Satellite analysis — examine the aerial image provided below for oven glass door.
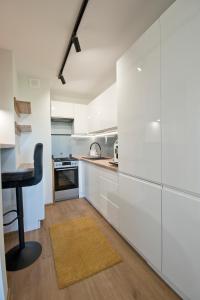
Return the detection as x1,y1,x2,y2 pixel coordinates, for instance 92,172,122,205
54,167,78,191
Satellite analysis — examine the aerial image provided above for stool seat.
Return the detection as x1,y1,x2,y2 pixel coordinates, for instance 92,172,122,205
2,168,34,189
1,143,43,271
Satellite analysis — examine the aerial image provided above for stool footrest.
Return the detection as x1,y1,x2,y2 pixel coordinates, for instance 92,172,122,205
3,217,18,226
3,209,17,217
3,210,18,226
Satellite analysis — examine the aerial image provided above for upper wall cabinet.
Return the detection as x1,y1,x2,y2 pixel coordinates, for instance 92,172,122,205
88,84,117,133
51,101,75,119
117,20,161,183
0,49,15,147
161,0,200,194
51,101,88,134
74,104,88,134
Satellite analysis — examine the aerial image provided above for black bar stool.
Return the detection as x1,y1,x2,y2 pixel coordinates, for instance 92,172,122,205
2,143,43,271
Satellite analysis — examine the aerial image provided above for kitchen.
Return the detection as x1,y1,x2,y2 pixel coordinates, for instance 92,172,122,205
0,0,200,299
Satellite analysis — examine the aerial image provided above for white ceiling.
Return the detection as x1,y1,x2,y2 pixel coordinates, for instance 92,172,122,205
0,0,175,102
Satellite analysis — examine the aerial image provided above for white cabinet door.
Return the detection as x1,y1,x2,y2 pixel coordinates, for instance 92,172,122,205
119,174,161,271
88,84,117,133
162,187,200,300
74,104,88,134
82,162,119,229
98,84,117,131
161,0,200,194
99,169,119,229
87,101,97,133
117,20,161,183
51,101,75,119
84,163,99,209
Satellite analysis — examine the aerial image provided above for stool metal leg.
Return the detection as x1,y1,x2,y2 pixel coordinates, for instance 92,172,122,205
16,187,25,249
5,187,42,271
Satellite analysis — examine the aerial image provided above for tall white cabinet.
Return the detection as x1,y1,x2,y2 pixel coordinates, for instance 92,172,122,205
160,1,200,299
117,0,200,299
161,0,200,195
117,19,162,273
117,20,161,183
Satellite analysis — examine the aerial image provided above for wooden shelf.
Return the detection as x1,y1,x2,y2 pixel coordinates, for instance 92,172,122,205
14,97,31,115
15,122,32,135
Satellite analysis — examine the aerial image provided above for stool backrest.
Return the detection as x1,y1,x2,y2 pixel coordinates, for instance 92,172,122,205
33,143,43,185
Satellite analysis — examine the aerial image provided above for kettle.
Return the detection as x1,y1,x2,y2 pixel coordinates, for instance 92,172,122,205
113,140,118,163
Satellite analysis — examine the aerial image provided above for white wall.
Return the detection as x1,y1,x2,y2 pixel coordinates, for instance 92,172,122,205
18,74,52,205
1,73,53,234
0,49,15,146
0,152,8,300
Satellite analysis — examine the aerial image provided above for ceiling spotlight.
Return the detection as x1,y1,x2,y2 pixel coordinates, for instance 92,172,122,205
137,67,142,72
72,36,81,52
59,74,66,85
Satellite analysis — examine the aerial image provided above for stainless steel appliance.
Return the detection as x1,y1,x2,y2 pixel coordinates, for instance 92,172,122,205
89,142,101,158
54,157,79,201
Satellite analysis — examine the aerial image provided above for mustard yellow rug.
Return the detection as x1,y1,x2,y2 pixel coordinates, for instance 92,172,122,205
49,216,122,289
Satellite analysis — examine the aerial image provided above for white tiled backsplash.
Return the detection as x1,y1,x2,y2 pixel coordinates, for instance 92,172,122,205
51,135,117,158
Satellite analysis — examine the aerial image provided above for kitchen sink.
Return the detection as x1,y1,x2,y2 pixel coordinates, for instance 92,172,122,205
82,156,109,160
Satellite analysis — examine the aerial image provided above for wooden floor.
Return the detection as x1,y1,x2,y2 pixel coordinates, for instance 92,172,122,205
5,199,180,300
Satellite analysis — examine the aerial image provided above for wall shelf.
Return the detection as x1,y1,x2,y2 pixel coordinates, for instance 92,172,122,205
15,122,32,135
14,97,31,116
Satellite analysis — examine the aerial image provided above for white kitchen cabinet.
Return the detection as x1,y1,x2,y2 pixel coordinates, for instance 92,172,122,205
88,83,117,133
74,104,88,134
162,187,200,300
81,161,119,229
0,49,15,146
117,20,161,183
51,101,75,119
161,0,200,194
119,173,161,271
99,168,119,229
84,163,100,209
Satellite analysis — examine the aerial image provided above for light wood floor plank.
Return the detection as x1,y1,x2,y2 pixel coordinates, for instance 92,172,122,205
5,198,180,300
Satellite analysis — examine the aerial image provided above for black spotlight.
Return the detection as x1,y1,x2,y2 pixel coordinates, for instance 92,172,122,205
73,36,81,52
59,74,66,85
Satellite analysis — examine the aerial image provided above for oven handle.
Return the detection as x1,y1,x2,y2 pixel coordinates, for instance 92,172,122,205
55,167,78,171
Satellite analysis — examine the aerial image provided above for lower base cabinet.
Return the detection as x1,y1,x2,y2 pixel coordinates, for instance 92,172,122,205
81,162,200,298
162,188,200,300
82,162,120,229
119,173,162,271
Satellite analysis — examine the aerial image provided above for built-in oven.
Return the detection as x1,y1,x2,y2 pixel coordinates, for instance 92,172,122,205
54,158,79,201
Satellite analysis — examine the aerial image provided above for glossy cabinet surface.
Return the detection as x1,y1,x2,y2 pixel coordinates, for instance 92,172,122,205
84,163,99,208
117,20,161,183
88,83,117,133
161,0,200,194
162,187,200,300
81,161,119,229
119,173,161,271
74,104,88,134
51,101,75,119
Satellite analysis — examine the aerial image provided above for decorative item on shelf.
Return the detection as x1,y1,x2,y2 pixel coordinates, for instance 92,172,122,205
14,97,31,116
15,122,32,136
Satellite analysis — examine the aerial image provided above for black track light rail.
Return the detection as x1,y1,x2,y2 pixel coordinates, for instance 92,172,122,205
58,0,89,84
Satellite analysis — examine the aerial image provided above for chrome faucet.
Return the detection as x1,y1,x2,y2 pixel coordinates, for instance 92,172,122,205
89,142,101,157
